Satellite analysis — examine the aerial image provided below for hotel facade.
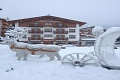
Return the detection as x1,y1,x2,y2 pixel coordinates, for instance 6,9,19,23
0,15,95,46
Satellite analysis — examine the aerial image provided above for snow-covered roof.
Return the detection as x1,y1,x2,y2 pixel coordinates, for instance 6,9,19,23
80,24,94,29
81,38,96,41
99,27,120,38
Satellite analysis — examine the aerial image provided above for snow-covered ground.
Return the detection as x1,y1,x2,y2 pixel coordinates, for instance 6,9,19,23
0,45,120,80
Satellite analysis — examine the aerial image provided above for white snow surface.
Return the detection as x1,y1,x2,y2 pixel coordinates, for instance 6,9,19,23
27,44,43,49
14,42,28,48
92,26,104,37
99,27,120,38
0,45,120,80
27,44,61,51
41,45,61,51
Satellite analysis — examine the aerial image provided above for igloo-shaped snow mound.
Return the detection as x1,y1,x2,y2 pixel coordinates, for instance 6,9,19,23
95,27,120,69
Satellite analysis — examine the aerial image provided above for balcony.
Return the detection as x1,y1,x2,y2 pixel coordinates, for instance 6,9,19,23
2,25,8,28
28,30,43,34
28,37,43,40
54,25,68,28
54,37,68,40
2,22,9,26
53,31,68,34
1,29,7,33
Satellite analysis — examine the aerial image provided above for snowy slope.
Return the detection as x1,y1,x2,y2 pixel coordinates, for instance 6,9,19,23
0,45,120,80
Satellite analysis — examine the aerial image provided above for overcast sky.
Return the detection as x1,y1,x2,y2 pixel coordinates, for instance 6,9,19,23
0,0,120,27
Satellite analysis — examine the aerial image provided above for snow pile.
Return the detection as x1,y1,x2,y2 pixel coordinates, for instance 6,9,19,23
41,45,61,51
99,27,120,38
27,44,61,51
27,44,43,50
92,26,104,37
14,42,27,48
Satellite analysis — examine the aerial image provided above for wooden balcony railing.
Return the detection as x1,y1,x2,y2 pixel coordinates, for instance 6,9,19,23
2,26,8,28
2,22,9,25
28,37,43,40
53,25,68,28
1,29,7,33
54,37,68,40
28,30,43,34
53,31,68,34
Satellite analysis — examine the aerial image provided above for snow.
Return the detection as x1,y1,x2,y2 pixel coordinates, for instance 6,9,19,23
41,45,61,51
14,42,28,48
92,26,104,37
81,38,96,41
95,27,120,67
0,45,120,80
79,24,93,29
99,27,120,38
27,44,43,49
27,44,61,51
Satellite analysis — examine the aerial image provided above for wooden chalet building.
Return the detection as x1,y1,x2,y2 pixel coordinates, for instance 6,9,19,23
79,26,96,46
7,15,87,45
0,18,9,37
1,15,96,46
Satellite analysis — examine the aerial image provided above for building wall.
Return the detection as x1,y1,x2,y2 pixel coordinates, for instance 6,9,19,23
7,16,85,44
0,18,9,37
0,20,2,36
79,26,96,46
18,22,80,44
1,16,97,46
5,16,97,46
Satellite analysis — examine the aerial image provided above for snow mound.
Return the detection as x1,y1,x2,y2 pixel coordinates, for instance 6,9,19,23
27,44,61,51
92,26,104,37
27,44,43,50
14,42,27,48
41,45,61,51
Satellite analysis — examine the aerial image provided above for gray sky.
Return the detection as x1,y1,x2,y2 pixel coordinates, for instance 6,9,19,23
0,0,120,27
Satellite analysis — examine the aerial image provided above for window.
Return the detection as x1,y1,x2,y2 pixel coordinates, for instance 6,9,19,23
57,35,62,38
69,35,76,39
33,35,38,38
82,29,86,31
69,29,75,33
44,35,52,37
44,28,52,32
34,22,38,26
45,23,51,26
